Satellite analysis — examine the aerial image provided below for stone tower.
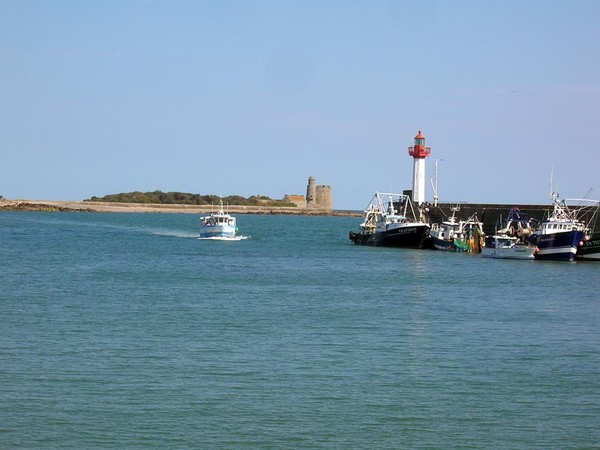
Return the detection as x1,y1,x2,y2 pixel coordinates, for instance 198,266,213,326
306,176,317,207
306,176,333,210
315,185,333,210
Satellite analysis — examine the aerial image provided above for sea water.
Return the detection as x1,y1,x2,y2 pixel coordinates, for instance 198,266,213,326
1,211,599,449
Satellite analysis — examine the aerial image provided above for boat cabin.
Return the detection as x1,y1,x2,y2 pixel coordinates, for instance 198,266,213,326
485,235,518,249
203,215,236,227
540,221,580,235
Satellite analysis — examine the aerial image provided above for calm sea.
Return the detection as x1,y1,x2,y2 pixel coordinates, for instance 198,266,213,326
1,211,599,449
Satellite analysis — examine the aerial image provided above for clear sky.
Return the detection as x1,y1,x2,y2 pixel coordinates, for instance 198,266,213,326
1,0,599,210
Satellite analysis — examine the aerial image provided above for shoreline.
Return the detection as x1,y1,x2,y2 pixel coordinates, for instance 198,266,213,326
0,199,362,217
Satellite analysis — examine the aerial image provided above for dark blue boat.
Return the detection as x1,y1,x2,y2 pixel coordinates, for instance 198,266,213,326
530,229,584,261
528,194,587,261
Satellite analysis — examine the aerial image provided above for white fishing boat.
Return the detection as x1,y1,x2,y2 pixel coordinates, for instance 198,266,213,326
482,235,536,260
199,201,239,240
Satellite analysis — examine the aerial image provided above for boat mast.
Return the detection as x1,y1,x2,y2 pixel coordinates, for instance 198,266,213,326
429,159,440,207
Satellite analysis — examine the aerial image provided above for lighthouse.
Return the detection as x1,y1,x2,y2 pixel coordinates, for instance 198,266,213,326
407,130,431,206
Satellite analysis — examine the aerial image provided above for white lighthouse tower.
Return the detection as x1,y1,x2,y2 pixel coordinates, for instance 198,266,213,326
407,130,431,205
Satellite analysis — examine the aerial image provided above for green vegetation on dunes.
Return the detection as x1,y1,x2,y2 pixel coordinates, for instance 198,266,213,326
85,191,296,207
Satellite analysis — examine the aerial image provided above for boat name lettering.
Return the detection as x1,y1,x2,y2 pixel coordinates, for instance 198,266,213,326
398,227,417,234
538,236,556,244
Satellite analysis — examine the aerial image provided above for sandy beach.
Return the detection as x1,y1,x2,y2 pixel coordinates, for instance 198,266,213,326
0,199,361,216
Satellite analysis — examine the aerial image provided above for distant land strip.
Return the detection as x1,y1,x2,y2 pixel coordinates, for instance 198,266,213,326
0,199,361,217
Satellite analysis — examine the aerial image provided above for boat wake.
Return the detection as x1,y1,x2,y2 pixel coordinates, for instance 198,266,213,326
151,230,200,239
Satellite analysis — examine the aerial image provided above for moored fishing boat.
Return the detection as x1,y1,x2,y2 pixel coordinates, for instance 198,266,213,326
577,237,600,260
349,192,430,248
528,193,588,261
429,206,484,253
496,207,535,242
199,200,239,239
428,205,463,251
482,235,536,260
574,199,600,260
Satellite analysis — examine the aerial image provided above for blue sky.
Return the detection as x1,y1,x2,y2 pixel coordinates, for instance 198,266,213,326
1,0,599,210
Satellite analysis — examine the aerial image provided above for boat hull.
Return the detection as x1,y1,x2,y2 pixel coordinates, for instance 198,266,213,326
577,237,600,260
529,230,583,261
430,236,468,252
481,247,535,260
350,224,429,249
200,225,236,239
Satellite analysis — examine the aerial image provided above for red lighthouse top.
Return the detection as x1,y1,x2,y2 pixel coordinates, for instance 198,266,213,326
408,130,431,159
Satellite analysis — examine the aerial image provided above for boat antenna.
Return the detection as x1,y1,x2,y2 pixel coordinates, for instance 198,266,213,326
549,166,561,199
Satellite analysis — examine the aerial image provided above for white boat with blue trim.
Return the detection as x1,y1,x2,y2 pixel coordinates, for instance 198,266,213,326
199,201,240,240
